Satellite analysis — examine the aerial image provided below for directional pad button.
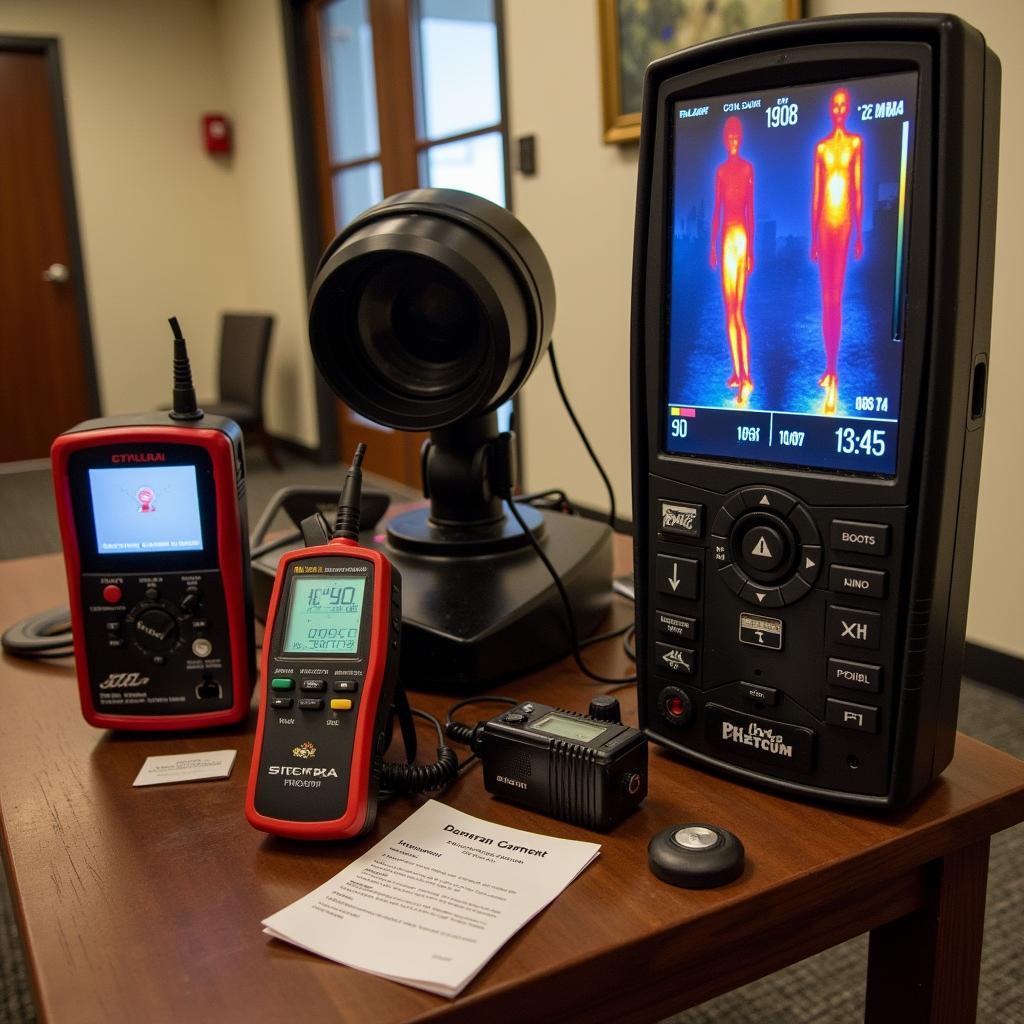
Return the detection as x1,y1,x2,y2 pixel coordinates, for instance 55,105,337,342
740,582,784,607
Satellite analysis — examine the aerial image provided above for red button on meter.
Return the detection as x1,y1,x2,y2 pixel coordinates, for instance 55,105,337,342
102,584,123,604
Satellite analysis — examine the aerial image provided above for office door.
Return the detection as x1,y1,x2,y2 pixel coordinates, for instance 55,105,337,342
0,44,96,462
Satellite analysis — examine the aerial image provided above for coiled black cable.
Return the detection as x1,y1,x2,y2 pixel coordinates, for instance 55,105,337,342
380,746,459,793
380,706,460,794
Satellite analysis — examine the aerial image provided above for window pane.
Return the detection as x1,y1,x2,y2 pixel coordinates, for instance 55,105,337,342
322,0,379,163
414,0,500,141
421,131,505,206
333,162,383,229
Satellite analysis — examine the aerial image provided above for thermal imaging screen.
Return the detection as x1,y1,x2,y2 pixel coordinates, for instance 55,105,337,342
88,465,204,554
283,577,366,655
664,72,917,475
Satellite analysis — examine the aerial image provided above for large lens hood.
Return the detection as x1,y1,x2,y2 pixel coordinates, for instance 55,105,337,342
308,189,556,431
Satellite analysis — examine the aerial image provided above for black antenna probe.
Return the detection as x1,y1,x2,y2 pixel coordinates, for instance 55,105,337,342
333,443,367,541
168,316,204,421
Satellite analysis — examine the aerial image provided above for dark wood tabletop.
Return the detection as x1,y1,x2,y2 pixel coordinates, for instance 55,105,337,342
2,541,1022,1024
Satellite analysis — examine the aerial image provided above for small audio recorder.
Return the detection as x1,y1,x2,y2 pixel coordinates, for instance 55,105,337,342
52,318,255,730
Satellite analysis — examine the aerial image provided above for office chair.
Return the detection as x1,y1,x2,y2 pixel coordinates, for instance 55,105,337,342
202,312,279,468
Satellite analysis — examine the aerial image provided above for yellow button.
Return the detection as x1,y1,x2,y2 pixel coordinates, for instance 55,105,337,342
330,698,353,711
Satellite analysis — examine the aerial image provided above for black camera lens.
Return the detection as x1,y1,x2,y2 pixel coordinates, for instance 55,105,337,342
355,255,487,400
309,189,555,431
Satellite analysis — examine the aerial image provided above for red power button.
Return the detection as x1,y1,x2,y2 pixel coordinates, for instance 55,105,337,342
102,584,123,604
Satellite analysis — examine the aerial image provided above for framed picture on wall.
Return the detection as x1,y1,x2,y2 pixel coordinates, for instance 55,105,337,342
598,0,803,144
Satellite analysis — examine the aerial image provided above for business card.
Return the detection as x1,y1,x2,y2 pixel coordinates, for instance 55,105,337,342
132,749,237,787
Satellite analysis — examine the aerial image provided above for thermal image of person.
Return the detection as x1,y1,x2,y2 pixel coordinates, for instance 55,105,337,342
710,115,755,406
811,87,863,414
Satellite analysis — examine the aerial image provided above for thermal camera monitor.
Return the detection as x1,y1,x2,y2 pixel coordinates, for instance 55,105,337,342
283,577,366,655
665,71,917,476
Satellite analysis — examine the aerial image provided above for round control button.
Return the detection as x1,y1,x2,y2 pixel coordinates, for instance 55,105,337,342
192,637,213,658
649,823,745,889
658,685,693,726
739,524,787,573
133,609,178,652
102,584,122,604
588,695,621,723
622,771,644,796
673,825,721,850
145,587,159,602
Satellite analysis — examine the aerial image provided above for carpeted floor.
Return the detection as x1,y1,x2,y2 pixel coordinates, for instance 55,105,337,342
0,453,1020,1023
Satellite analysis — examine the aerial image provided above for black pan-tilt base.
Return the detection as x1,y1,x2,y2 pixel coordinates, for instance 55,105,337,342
374,509,613,691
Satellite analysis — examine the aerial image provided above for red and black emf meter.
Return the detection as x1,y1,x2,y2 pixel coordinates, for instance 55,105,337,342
245,532,401,841
52,411,255,731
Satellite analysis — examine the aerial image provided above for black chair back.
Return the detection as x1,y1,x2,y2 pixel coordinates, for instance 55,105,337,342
218,313,274,414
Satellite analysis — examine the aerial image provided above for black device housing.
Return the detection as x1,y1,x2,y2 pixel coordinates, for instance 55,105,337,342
631,15,999,806
477,701,648,830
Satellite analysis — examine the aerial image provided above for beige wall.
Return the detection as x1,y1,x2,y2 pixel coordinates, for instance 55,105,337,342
215,0,319,449
506,0,1023,657
0,0,317,447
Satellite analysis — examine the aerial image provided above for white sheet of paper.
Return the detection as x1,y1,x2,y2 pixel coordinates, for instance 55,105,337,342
132,749,237,787
262,799,600,997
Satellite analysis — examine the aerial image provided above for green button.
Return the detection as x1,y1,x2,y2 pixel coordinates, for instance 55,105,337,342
271,677,294,691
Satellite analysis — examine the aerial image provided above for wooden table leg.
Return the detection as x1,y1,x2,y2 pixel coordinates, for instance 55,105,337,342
865,838,990,1024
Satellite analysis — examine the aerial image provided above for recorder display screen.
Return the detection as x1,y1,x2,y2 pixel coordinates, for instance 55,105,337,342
663,72,917,475
88,465,204,554
283,577,366,655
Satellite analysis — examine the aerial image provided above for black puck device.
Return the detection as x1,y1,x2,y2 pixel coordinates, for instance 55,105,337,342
450,697,647,830
631,15,1000,806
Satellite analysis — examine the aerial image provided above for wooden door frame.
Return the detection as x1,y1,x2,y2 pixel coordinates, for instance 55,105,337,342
279,0,521,471
1,35,100,423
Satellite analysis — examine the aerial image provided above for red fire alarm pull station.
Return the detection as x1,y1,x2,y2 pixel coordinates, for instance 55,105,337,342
202,114,232,155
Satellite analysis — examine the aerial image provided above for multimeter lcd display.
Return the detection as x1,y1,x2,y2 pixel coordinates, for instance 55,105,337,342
664,71,917,475
88,465,204,554
532,714,607,743
283,578,366,655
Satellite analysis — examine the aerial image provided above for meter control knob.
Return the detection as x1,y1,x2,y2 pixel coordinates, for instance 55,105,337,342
180,586,202,614
131,608,179,652
588,695,622,723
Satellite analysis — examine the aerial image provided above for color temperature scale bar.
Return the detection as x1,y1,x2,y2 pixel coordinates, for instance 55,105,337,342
891,120,910,343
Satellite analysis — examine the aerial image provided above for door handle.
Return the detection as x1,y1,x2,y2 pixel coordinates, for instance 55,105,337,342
42,263,69,283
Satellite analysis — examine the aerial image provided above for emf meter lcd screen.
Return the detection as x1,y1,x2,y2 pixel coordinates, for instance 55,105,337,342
664,71,918,475
88,465,204,554
532,714,608,743
283,577,366,655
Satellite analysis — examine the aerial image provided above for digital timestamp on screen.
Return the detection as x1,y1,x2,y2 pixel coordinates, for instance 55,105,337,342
665,404,898,473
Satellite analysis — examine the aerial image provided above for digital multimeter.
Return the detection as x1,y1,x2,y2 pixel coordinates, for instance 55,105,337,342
631,16,1000,806
245,445,402,841
51,320,255,730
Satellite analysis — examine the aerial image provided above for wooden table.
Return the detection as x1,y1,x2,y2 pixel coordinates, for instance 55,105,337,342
1,543,1022,1024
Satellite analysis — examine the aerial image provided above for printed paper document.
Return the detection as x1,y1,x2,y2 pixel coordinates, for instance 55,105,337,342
262,799,600,996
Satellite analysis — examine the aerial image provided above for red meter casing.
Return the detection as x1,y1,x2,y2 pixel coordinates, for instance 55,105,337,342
52,414,255,730
245,538,401,840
